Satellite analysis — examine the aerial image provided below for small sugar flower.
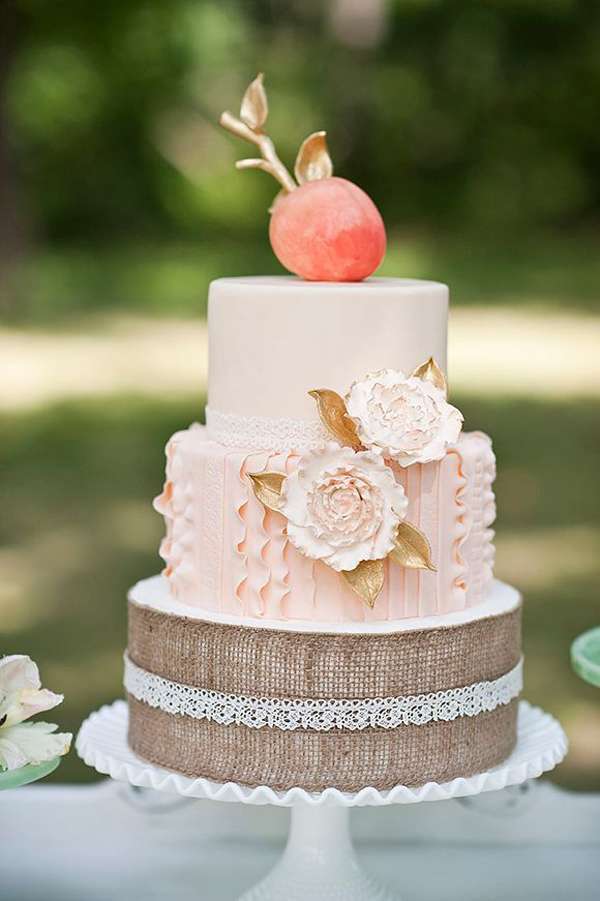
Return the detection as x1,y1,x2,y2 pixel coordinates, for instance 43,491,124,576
346,367,463,467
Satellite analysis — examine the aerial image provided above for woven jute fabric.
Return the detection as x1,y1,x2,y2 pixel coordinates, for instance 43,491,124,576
126,600,521,790
128,695,519,791
127,601,521,699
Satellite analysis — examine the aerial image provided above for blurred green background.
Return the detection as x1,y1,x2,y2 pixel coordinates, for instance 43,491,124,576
1,0,599,788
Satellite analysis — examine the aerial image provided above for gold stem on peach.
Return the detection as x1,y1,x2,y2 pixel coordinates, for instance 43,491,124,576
219,111,297,193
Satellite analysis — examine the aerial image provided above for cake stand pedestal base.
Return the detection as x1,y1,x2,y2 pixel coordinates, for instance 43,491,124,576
76,701,567,901
239,805,398,901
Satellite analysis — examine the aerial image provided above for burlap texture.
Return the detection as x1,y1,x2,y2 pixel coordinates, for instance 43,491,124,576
128,602,521,699
126,600,521,791
128,695,518,791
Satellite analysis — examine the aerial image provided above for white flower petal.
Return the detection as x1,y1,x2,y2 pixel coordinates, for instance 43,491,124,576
281,445,406,572
286,519,337,564
0,655,66,730
1,688,64,728
346,369,463,466
0,722,72,771
0,656,41,695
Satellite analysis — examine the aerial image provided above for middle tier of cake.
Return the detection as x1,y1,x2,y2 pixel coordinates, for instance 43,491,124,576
155,425,496,623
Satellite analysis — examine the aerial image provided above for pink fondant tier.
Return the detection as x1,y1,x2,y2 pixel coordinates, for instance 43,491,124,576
154,425,496,623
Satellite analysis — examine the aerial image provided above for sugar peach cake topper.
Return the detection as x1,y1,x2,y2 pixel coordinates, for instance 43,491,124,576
219,73,386,282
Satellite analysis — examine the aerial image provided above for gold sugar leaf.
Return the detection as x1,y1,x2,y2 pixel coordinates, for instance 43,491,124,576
411,357,447,395
294,131,333,184
308,389,362,449
240,73,268,131
390,521,437,572
342,559,385,608
248,472,285,512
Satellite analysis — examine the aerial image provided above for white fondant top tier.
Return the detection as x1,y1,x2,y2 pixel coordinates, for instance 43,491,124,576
208,276,448,420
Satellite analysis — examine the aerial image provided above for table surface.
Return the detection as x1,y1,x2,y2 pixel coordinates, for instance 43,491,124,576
1,778,598,900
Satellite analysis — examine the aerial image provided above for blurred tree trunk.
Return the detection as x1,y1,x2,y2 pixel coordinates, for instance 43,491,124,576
0,0,28,309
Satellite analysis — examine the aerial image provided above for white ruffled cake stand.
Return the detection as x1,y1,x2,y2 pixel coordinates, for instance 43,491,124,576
77,700,566,900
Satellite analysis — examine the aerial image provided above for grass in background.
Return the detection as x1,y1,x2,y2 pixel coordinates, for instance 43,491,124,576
3,230,600,327
1,392,599,788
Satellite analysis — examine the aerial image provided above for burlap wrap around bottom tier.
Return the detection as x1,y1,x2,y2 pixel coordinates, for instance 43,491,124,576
126,596,522,792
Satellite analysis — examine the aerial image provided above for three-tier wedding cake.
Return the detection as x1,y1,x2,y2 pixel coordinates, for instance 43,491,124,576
124,76,522,792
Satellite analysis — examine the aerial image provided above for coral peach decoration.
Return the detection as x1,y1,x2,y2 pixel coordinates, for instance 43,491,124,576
219,74,386,282
269,178,386,282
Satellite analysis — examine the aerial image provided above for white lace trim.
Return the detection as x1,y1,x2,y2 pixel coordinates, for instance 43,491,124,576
124,655,523,732
205,406,330,451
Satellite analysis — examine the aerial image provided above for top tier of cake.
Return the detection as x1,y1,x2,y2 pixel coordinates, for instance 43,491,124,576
207,277,448,421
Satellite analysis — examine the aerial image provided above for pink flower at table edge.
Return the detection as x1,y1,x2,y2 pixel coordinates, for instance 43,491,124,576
0,655,72,772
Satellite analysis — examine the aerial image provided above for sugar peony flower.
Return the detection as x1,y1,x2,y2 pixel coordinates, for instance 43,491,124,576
0,655,71,772
280,443,408,572
346,369,463,467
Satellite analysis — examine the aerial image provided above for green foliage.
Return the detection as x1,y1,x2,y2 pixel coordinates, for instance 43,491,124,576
5,0,600,241
3,232,600,325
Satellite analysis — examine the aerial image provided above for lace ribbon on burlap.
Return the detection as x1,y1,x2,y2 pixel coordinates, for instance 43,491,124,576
124,654,522,733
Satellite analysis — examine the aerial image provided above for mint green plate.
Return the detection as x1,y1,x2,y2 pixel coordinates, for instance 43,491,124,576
0,756,61,791
571,627,600,688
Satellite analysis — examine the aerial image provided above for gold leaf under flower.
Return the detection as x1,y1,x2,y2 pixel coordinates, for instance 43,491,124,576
308,389,362,449
390,521,437,572
411,357,447,395
342,559,385,608
248,472,285,512
240,73,268,131
294,131,333,184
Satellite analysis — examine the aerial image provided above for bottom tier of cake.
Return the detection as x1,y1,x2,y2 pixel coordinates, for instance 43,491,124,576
125,576,522,792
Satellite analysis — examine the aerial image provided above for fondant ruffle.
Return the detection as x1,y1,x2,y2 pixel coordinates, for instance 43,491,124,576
154,427,497,623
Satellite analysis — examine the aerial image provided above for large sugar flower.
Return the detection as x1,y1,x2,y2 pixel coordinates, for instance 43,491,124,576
280,443,408,572
346,368,463,467
0,656,71,772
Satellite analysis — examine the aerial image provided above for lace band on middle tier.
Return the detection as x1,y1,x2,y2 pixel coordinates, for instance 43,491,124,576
205,405,330,451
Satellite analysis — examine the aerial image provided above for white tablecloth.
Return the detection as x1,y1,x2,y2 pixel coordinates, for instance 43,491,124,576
1,779,598,900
